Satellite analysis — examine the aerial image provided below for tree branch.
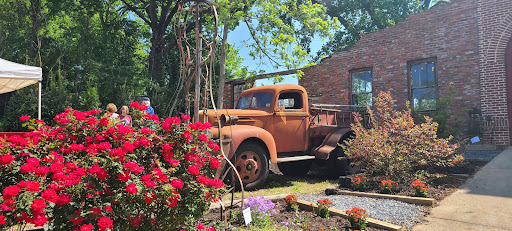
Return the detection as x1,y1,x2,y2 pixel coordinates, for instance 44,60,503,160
120,0,151,25
243,18,279,66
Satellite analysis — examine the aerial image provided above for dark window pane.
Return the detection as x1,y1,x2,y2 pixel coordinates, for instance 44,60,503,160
413,88,436,110
419,64,427,87
427,62,435,87
412,65,420,88
250,92,273,108
365,71,372,92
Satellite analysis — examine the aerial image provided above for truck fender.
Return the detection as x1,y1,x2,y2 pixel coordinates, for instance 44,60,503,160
220,125,278,163
311,128,353,160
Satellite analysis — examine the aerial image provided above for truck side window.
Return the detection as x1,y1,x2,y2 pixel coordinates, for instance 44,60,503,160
278,92,302,110
237,94,252,109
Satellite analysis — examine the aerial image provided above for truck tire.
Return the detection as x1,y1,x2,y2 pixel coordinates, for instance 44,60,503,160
328,145,351,177
233,142,269,190
278,160,313,176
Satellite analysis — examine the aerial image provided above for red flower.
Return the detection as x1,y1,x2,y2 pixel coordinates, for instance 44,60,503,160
144,180,157,189
209,158,221,169
31,198,47,212
0,154,14,165
197,222,205,230
91,207,102,215
20,115,30,121
171,179,184,189
130,216,141,226
42,188,57,202
80,224,94,231
55,193,72,206
166,196,179,208
181,114,191,121
97,216,113,231
105,206,113,212
198,134,208,142
0,214,5,225
117,173,131,182
168,159,180,167
187,165,200,176
2,185,20,200
126,183,138,195
32,213,49,227
99,118,109,126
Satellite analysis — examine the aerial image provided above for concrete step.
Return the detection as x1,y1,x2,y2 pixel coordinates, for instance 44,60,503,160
465,144,497,151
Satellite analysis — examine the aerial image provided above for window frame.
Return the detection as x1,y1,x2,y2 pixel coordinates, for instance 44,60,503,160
350,67,373,106
408,58,438,111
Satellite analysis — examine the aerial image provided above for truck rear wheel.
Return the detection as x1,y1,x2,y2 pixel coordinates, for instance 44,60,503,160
328,146,351,177
278,160,312,176
233,142,269,190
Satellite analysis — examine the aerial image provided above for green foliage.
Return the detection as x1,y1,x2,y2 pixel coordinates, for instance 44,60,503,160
344,91,465,183
315,198,332,218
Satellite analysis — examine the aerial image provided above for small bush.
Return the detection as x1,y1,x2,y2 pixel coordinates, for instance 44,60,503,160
411,180,428,198
343,91,464,183
346,207,368,230
316,198,333,218
353,175,367,192
285,194,299,212
380,180,398,194
242,195,279,227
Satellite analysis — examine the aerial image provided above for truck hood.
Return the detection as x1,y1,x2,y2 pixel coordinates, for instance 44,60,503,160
199,109,270,127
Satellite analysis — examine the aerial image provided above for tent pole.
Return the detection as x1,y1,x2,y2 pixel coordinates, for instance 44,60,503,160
38,81,41,120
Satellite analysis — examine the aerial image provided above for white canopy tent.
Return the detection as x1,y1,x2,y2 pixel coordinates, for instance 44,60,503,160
0,58,43,119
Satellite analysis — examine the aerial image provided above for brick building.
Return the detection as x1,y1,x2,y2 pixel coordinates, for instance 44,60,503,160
224,0,512,145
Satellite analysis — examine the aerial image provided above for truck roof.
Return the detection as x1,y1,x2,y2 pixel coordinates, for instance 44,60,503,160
242,84,306,94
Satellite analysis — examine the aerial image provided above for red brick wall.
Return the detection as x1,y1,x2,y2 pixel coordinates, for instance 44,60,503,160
477,0,512,145
300,0,480,139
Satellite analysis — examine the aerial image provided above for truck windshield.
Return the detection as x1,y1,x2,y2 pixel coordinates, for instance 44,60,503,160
236,92,273,109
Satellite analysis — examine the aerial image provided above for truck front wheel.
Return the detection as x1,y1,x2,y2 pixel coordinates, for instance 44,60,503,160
233,142,269,190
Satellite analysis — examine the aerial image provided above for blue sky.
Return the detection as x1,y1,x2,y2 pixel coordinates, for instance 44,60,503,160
227,23,327,86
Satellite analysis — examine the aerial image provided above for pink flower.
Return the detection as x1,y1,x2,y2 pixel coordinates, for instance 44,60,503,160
126,183,138,195
20,115,30,121
187,165,200,176
105,206,113,212
210,158,221,169
197,222,205,230
41,188,57,202
0,214,5,225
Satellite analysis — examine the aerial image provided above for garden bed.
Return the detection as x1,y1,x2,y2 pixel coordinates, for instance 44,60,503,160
203,198,387,231
338,159,490,201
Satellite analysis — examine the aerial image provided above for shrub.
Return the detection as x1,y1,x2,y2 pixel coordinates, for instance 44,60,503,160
346,207,368,230
343,91,464,183
0,104,225,230
411,180,428,198
316,198,333,218
285,194,299,212
380,180,398,194
353,175,367,192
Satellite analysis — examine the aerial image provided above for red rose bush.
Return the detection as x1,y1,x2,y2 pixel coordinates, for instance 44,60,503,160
0,104,225,230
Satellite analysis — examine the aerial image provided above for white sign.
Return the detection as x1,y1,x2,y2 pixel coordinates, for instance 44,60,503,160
242,207,252,226
470,136,480,143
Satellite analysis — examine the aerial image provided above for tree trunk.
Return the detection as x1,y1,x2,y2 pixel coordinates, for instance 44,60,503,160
217,19,229,109
29,0,41,64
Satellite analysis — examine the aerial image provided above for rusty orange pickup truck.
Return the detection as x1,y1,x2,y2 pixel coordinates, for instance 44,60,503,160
200,84,366,190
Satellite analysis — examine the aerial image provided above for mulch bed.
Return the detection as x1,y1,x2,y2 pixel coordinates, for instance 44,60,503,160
203,199,385,230
340,159,489,201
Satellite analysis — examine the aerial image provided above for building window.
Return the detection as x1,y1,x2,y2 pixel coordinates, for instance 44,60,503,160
351,69,372,106
411,61,436,111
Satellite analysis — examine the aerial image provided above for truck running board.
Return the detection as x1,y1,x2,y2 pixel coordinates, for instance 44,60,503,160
276,155,316,163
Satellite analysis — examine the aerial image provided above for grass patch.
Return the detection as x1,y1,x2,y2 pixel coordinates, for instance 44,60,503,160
222,174,338,201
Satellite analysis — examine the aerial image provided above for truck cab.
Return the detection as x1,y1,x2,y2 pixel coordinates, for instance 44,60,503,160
200,84,356,190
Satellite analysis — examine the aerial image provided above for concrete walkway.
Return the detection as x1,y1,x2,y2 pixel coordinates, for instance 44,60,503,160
413,147,512,231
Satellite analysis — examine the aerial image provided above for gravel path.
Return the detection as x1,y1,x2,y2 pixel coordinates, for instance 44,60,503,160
298,194,426,230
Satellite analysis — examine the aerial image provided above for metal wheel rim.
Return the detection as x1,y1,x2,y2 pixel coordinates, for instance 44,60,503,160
235,150,261,183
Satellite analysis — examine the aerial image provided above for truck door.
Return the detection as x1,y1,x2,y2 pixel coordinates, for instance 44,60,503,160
271,90,308,152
